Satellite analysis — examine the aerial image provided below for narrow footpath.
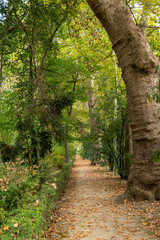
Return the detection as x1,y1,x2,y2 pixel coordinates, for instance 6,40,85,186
45,156,160,240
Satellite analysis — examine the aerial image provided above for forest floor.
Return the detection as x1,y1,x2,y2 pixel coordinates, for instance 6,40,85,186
45,156,160,240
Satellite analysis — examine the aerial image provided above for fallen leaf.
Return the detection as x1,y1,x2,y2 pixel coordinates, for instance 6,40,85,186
142,222,148,226
3,226,9,231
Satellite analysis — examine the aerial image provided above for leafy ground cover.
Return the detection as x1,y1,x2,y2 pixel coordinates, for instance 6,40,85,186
0,155,74,239
45,156,160,240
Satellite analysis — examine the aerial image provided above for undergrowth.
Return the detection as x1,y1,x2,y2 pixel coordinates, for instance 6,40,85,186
0,155,74,239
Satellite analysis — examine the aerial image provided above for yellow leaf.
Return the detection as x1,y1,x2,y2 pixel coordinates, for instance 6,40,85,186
63,234,68,237
3,226,9,231
0,230,2,234
142,222,148,226
14,223,18,228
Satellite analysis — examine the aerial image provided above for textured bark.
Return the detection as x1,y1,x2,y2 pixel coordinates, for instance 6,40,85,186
88,79,99,165
113,51,118,159
64,79,77,164
87,0,160,201
0,53,2,88
124,119,133,180
88,79,96,129
65,140,70,164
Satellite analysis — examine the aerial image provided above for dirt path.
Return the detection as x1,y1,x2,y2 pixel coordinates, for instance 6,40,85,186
45,156,160,240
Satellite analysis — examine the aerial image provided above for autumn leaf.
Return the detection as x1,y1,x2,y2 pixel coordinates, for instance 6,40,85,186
63,234,68,237
14,223,18,228
45,156,160,239
142,222,148,226
3,226,9,231
155,230,160,237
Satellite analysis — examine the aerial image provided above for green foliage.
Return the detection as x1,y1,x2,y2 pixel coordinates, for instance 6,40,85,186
101,115,126,176
68,143,77,161
55,162,73,198
81,133,101,164
0,159,40,211
0,0,83,167
47,143,66,167
0,90,17,144
0,208,7,226
52,154,66,169
39,131,52,158
45,142,76,168
0,0,159,208
149,151,160,163
0,155,74,239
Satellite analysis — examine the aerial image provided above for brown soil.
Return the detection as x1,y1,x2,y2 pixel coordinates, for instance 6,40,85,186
45,156,160,240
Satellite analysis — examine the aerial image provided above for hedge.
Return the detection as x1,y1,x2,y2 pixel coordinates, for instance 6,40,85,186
0,160,74,240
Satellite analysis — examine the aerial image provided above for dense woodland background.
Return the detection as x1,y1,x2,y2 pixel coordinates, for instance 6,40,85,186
0,0,160,238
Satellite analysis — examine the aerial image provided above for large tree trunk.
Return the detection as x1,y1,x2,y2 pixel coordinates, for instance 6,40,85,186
87,0,160,201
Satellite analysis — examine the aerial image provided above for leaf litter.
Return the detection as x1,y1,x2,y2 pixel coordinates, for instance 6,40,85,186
45,156,160,240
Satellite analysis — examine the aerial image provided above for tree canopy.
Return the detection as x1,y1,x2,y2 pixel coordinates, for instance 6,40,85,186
0,0,160,191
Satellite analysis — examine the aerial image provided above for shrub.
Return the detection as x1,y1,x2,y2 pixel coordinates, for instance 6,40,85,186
0,160,40,212
54,155,65,169
0,208,7,226
0,156,74,239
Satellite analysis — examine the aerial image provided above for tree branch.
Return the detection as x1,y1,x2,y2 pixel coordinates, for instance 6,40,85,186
38,0,78,79
12,0,28,34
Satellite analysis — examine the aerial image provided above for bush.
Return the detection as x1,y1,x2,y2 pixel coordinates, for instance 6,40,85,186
0,160,40,212
46,142,76,169
0,208,7,225
0,156,74,239
54,155,65,169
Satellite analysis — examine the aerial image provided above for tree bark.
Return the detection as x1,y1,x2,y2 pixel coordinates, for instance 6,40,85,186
86,0,160,201
113,51,118,168
64,78,77,164
124,118,133,180
88,78,99,165
65,140,70,163
0,52,2,88
88,78,96,129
